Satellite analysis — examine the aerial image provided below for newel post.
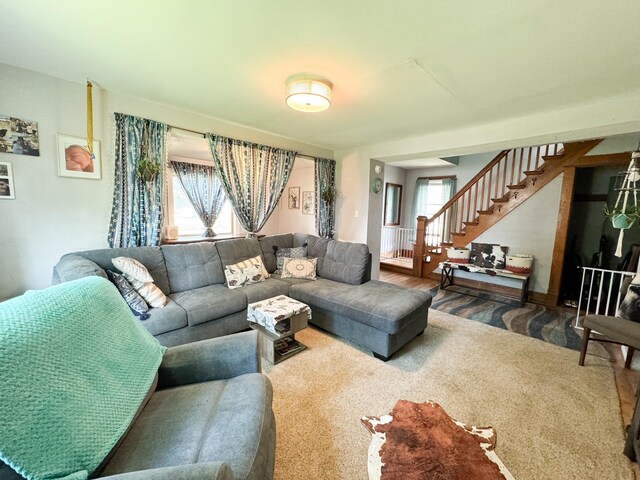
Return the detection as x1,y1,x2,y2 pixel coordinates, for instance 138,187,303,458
413,216,428,278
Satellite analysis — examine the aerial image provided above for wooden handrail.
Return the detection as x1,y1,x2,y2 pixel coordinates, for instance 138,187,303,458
425,150,509,225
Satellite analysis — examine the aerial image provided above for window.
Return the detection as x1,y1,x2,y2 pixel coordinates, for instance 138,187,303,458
170,172,235,237
413,178,456,220
411,176,456,245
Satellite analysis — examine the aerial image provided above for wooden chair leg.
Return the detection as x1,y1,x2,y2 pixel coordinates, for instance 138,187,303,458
579,328,591,366
625,347,635,369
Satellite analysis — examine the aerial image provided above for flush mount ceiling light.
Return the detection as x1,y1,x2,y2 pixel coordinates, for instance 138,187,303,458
285,78,332,113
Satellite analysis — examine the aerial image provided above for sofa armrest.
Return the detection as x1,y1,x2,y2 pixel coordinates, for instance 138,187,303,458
99,462,233,480
157,330,260,389
52,254,108,284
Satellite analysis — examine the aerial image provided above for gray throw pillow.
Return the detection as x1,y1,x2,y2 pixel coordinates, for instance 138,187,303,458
107,270,150,320
617,283,640,322
275,246,307,274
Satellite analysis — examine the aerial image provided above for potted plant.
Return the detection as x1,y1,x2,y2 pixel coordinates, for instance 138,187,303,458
604,205,640,230
137,158,161,182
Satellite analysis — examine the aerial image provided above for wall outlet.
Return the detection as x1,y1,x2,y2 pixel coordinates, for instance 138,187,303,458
354,210,359,218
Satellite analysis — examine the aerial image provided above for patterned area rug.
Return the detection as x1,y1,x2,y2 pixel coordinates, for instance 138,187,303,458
428,286,584,350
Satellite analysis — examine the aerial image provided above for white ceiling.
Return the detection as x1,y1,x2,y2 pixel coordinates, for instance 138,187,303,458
1,1,639,151
387,157,457,170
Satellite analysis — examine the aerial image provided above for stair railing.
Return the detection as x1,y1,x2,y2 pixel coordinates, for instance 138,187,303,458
412,143,563,277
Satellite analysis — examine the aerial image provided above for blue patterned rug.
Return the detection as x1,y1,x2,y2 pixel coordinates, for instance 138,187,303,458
428,287,584,350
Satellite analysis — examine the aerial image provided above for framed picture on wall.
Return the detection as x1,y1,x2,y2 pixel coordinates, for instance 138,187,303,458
288,187,300,209
302,191,314,215
0,116,40,156
0,161,15,199
56,134,102,180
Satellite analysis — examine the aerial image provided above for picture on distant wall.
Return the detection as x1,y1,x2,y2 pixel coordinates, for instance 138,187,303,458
302,191,314,215
0,162,15,199
0,116,40,156
56,134,102,180
288,187,300,209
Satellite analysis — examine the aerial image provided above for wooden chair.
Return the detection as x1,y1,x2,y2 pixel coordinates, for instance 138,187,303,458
579,314,640,368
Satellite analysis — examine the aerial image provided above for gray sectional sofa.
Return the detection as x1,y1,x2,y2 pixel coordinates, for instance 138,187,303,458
53,233,432,360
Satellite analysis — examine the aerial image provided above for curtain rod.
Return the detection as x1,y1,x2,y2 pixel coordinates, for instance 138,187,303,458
168,125,317,161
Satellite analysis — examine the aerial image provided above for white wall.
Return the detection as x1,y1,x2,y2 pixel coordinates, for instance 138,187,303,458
0,64,108,301
277,158,316,235
472,175,564,294
0,63,331,300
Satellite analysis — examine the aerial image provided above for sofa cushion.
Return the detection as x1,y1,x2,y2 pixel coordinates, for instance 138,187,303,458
270,273,314,287
100,373,273,480
259,234,293,273
170,285,248,326
305,235,330,272
236,278,290,303
143,298,188,336
73,247,171,294
292,233,310,247
162,243,225,293
290,280,432,335
319,240,369,285
53,254,108,283
215,238,264,268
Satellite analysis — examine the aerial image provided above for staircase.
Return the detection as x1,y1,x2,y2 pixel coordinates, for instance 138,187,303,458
412,140,601,278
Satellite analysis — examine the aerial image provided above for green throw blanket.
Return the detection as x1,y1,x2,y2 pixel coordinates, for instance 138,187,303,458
0,277,167,480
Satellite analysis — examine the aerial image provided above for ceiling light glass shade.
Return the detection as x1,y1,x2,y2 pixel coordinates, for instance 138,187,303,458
286,79,332,112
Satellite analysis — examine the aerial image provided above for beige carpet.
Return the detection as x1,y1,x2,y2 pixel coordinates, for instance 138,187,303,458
263,310,634,480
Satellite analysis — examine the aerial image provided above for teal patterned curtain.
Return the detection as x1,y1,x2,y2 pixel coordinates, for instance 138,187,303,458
314,157,336,238
207,134,297,237
170,160,226,237
107,113,168,247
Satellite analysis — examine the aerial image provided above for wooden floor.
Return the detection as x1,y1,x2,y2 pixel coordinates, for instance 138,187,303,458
380,269,640,467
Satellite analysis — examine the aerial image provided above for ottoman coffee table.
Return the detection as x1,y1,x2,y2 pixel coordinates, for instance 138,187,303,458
248,295,311,364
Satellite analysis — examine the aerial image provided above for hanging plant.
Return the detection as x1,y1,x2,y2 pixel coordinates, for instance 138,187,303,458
321,185,336,204
137,158,161,183
603,205,640,230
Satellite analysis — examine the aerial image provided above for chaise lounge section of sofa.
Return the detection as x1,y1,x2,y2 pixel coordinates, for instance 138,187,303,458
53,233,432,360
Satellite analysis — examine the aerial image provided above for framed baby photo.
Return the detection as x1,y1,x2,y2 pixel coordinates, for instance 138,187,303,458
57,134,102,179
0,161,15,199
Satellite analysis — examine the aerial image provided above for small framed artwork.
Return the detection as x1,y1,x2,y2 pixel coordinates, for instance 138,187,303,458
288,187,300,209
0,162,15,199
0,115,40,156
302,191,314,215
56,134,101,180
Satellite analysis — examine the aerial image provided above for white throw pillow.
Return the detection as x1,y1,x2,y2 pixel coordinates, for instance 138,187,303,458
224,262,265,289
281,257,317,280
233,255,270,279
111,257,167,308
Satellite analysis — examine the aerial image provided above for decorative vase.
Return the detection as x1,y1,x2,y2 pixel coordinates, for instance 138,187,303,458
506,254,534,274
446,247,470,264
612,213,635,230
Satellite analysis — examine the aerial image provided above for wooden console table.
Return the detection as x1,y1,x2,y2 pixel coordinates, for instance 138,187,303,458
439,262,531,307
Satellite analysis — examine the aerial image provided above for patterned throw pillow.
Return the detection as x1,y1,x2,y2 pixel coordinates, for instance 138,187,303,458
111,257,167,308
224,262,265,289
281,257,317,280
470,243,508,269
275,246,308,274
617,283,640,322
112,257,154,283
106,270,150,320
233,255,270,279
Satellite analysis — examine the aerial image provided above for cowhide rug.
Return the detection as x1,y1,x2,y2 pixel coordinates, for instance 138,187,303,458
361,400,514,480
